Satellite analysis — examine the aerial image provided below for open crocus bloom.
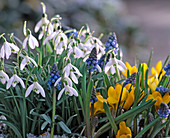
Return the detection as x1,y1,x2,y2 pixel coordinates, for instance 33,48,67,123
0,41,19,59
6,74,25,89
25,81,45,97
20,55,38,70
92,92,107,115
146,91,170,112
0,70,9,84
107,84,128,110
116,121,132,138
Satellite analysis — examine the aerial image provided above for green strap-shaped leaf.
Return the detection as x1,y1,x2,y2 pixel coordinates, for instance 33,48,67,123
0,119,22,137
103,102,118,134
58,121,71,134
103,74,111,89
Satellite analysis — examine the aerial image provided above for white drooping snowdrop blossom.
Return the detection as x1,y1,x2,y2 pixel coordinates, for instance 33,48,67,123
104,57,127,75
62,62,82,84
0,70,9,84
43,31,68,55
6,74,25,89
54,77,78,100
0,41,19,59
23,31,39,49
20,55,38,70
67,40,84,58
25,81,45,97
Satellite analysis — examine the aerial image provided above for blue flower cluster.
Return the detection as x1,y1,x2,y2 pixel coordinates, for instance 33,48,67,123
86,47,98,72
155,86,170,96
48,63,61,90
105,32,119,55
90,87,98,104
158,102,170,118
164,63,170,76
66,30,78,39
98,53,110,69
124,72,136,87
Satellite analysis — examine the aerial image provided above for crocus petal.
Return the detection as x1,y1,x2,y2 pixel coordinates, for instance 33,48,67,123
15,75,25,88
28,57,38,67
6,76,14,89
58,88,65,100
25,84,34,97
36,82,45,97
20,58,27,70
70,72,78,84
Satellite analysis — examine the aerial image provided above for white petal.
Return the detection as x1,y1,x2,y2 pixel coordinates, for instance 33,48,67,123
35,82,45,97
4,42,11,59
67,85,78,97
64,65,71,77
15,75,25,88
23,37,28,49
96,64,102,72
54,77,61,87
34,20,42,33
6,76,14,89
70,64,82,77
38,31,44,40
64,77,72,87
117,65,125,73
25,84,34,97
30,35,39,47
28,57,38,67
0,70,9,84
20,58,27,70
57,88,65,100
110,66,116,74
8,43,19,53
115,58,127,69
0,45,5,59
70,72,78,84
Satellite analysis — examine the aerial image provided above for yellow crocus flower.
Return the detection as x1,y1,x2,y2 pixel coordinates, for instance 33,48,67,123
149,60,166,81
146,91,170,112
107,84,128,110
116,121,132,138
93,92,107,115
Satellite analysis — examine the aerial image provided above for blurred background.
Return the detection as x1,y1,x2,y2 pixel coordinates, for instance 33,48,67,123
0,0,169,67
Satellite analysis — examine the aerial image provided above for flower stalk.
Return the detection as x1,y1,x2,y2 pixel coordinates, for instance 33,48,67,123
50,87,56,138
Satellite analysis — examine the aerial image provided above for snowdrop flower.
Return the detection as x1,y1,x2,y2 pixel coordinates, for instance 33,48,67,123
25,81,45,97
62,62,82,84
105,57,127,75
0,70,9,84
34,2,53,39
6,74,25,89
0,41,19,59
20,55,38,70
23,31,39,49
57,84,78,100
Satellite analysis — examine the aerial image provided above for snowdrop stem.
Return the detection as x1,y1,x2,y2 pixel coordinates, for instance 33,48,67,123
17,46,23,75
50,87,56,138
115,64,121,81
